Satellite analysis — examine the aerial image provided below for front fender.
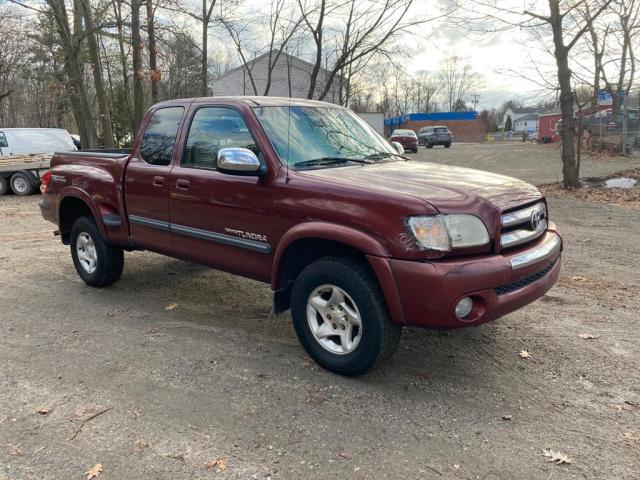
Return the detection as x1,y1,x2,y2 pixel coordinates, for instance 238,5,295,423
270,221,390,290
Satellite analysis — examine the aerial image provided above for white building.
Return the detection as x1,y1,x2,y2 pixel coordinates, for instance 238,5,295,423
211,50,341,103
513,113,539,133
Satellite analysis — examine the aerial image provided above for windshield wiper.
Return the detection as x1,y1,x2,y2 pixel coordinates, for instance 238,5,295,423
364,151,409,161
293,157,372,168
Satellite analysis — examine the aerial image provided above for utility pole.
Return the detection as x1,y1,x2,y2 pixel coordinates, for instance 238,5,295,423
470,93,480,112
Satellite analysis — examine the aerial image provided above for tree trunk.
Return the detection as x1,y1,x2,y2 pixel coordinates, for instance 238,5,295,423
82,0,115,147
201,0,208,96
131,0,144,135
549,0,579,187
47,0,98,148
112,0,135,135
306,0,325,99
146,0,159,104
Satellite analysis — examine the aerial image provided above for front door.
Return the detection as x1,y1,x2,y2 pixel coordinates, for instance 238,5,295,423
125,106,185,254
169,105,275,281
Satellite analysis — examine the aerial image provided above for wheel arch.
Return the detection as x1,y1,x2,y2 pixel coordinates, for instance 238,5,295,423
58,191,104,245
270,222,395,315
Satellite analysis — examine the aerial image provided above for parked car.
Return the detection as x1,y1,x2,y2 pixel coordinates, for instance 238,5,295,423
418,126,452,148
0,128,76,196
389,129,418,153
39,97,562,376
527,132,538,143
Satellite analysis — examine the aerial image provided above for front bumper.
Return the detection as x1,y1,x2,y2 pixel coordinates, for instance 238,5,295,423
379,230,562,328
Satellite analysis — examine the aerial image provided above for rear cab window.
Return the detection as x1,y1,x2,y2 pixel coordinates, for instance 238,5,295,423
140,107,184,166
182,107,259,170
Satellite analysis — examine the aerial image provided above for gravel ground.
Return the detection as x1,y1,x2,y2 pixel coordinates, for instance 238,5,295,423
1,144,639,479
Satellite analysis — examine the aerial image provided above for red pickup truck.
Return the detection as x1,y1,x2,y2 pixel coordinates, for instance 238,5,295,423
39,97,562,375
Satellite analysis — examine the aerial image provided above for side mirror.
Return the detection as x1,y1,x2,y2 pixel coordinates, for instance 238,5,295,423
391,141,404,155
217,148,265,176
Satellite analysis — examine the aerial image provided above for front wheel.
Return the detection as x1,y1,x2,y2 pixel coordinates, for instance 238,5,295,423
291,256,401,376
445,143,451,148
426,143,433,149
70,216,124,287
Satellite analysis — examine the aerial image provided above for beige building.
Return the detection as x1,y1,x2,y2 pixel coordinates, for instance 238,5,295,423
211,50,341,103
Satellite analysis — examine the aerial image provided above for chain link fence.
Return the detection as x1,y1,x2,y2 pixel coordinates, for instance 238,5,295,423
584,104,640,155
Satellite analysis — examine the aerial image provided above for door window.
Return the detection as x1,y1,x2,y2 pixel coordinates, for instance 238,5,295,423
140,107,184,166
0,132,8,148
183,107,259,169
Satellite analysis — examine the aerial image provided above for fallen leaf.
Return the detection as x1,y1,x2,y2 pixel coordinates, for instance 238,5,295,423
502,414,513,420
84,463,103,479
7,444,23,456
339,451,352,460
621,430,638,446
571,276,586,281
543,449,571,465
164,303,177,311
205,457,228,472
519,350,531,359
36,408,49,415
578,334,599,339
133,439,148,451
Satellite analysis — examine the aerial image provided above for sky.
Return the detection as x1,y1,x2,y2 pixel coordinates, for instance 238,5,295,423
404,0,557,110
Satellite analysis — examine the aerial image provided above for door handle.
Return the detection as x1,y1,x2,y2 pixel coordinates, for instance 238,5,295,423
152,176,164,187
176,179,190,190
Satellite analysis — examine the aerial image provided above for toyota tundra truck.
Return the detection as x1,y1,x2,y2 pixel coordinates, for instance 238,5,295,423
39,97,562,376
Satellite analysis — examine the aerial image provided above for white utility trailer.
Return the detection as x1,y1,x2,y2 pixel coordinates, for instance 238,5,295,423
0,154,51,196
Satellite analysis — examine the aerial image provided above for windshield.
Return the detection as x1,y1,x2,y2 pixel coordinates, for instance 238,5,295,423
253,106,397,168
392,130,415,137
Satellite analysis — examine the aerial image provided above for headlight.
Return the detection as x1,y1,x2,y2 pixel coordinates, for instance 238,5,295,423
408,215,489,251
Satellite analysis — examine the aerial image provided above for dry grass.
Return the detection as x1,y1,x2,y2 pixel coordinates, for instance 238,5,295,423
539,168,640,208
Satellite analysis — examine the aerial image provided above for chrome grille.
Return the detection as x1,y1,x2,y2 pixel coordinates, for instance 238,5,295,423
500,202,547,249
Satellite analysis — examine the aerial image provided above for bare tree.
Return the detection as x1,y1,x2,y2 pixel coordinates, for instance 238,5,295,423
439,56,477,111
458,0,614,187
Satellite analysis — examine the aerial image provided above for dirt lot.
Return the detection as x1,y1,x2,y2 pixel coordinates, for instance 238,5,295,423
1,143,639,479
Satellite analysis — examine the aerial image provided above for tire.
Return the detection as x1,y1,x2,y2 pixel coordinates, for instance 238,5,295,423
291,256,401,376
412,148,418,153
426,143,434,149
445,143,451,148
10,172,35,196
70,216,124,287
0,176,9,196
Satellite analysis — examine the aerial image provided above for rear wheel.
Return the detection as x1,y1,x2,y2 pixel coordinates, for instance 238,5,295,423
70,216,124,287
445,143,452,148
10,172,35,196
0,176,9,196
291,256,401,376
426,143,433,149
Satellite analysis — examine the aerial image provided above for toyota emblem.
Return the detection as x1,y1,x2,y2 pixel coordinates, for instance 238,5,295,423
530,210,544,230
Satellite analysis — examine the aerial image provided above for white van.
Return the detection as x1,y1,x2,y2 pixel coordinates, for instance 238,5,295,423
0,128,77,156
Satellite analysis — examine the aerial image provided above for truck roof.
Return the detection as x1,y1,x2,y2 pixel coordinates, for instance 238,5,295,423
154,96,344,109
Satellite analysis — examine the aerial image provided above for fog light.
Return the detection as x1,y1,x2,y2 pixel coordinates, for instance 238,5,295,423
455,297,473,319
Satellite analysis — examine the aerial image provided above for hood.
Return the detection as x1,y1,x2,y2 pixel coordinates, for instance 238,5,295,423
301,160,541,212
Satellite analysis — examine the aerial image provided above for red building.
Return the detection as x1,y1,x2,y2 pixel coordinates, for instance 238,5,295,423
539,105,611,143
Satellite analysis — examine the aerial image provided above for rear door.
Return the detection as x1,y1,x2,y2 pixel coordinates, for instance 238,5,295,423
125,106,185,254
